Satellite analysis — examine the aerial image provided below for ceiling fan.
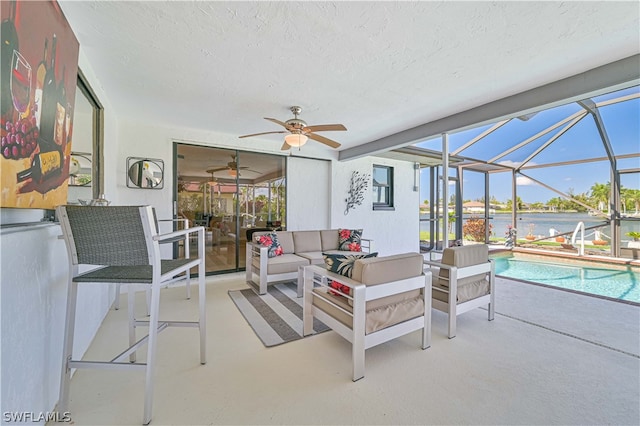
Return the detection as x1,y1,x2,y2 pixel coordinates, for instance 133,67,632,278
239,106,347,150
206,155,248,177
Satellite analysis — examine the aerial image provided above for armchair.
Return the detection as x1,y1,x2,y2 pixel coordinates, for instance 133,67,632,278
56,205,206,425
423,244,495,339
302,253,431,381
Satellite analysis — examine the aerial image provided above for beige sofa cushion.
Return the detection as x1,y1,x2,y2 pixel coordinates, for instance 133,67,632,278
340,252,424,310
293,231,322,253
296,251,325,265
252,253,309,274
275,231,295,254
320,229,340,251
352,252,424,285
433,279,489,304
312,288,424,335
438,245,488,287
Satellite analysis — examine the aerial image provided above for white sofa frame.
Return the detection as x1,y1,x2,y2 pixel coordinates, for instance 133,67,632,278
423,256,495,338
302,264,431,381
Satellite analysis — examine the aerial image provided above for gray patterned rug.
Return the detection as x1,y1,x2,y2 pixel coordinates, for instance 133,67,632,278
228,281,330,347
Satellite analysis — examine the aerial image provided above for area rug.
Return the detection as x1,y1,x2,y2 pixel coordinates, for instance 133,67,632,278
228,281,330,347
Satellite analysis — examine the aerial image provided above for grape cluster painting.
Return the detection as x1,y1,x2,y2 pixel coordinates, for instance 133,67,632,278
1,0,79,209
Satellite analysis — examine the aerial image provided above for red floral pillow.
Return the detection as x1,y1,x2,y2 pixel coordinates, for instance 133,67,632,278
255,232,283,258
329,280,351,297
338,228,363,252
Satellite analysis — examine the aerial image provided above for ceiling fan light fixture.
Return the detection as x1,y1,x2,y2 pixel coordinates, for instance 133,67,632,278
284,133,308,147
228,168,238,177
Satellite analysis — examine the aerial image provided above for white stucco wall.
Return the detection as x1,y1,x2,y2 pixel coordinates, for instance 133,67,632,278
330,157,420,256
286,157,331,230
0,49,117,420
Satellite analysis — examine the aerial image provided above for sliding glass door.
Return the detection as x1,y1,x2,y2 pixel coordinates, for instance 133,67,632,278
175,144,286,274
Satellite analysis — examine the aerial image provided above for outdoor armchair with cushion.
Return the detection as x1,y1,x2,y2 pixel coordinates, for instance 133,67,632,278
423,244,495,338
302,252,431,381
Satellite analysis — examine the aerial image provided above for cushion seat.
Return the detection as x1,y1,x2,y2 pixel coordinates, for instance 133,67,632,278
295,251,325,265
432,276,489,304
252,253,309,275
312,288,424,334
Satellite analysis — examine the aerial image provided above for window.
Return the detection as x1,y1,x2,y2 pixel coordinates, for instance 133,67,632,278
67,68,103,203
373,165,394,210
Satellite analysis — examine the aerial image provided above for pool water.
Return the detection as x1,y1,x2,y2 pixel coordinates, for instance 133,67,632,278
491,253,640,303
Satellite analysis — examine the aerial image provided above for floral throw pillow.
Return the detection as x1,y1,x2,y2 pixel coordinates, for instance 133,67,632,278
338,228,363,252
255,232,283,258
323,252,378,279
328,280,351,297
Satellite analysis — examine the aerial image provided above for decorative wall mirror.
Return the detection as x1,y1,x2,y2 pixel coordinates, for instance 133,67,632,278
126,157,164,189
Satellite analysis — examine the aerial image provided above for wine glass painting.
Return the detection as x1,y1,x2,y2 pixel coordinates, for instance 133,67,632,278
10,49,31,119
1,0,80,209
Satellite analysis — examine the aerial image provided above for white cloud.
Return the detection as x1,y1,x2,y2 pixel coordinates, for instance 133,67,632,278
498,160,538,168
516,176,535,186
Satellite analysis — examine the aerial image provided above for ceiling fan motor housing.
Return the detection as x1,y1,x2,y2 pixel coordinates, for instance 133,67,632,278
285,118,307,133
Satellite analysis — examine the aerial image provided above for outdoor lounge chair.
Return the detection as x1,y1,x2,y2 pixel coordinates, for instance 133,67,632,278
302,252,431,381
423,244,495,338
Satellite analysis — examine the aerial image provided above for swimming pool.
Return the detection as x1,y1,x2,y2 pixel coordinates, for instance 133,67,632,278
490,252,640,303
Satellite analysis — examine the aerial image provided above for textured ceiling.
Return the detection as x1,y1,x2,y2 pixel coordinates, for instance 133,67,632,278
58,1,640,154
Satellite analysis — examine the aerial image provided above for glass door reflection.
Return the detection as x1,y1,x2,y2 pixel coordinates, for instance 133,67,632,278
176,144,286,274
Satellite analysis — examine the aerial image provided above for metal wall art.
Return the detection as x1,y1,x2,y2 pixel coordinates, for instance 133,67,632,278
344,170,369,215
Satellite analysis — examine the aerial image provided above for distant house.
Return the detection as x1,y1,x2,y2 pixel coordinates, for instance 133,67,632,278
463,201,496,214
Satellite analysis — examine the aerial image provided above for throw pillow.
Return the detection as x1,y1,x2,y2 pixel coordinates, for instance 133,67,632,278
255,232,283,258
323,251,378,279
328,280,351,297
338,228,363,252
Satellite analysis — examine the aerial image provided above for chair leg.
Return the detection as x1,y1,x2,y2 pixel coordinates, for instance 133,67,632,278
185,270,191,300
296,266,304,298
422,275,432,349
128,286,137,363
145,288,152,317
143,284,161,425
447,307,457,339
114,283,121,310
302,268,314,337
352,344,365,382
352,286,366,381
58,279,78,416
488,300,495,321
198,263,206,365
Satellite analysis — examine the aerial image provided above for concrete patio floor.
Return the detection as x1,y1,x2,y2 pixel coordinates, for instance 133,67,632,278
60,272,640,425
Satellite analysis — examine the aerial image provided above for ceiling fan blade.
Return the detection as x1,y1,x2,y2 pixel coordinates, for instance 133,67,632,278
303,124,347,133
307,133,342,149
206,167,228,173
281,141,291,151
239,131,287,138
264,117,289,128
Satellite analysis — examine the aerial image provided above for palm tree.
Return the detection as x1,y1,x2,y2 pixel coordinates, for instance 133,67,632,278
590,182,610,213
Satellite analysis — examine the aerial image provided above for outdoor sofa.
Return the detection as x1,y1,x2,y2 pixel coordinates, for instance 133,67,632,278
245,229,372,295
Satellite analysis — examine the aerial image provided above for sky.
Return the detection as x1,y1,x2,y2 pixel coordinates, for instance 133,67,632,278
416,86,640,205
